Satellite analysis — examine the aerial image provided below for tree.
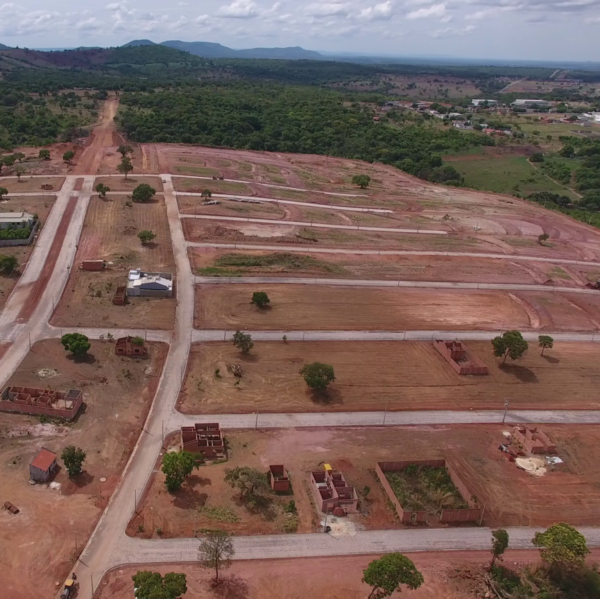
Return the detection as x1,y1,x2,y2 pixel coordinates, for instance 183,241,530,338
224,466,270,505
352,174,371,188
117,155,133,179
3,155,15,167
132,571,187,599
132,336,145,346
60,332,91,357
300,362,335,392
533,523,589,568
539,335,554,356
201,189,212,200
61,445,86,477
15,166,24,181
232,331,253,354
62,150,75,163
530,153,544,163
161,450,199,492
362,553,424,599
538,233,549,245
0,254,18,274
117,144,133,157
95,183,110,198
251,291,270,308
13,152,25,163
138,230,156,245
39,149,51,160
0,187,8,200
490,529,509,569
492,330,529,364
198,530,234,584
132,183,156,203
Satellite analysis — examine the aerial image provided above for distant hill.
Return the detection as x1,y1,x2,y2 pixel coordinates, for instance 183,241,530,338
0,42,11,50
124,39,324,60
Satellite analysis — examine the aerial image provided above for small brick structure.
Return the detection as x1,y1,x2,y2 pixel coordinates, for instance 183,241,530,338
81,259,106,271
1,386,83,420
310,468,358,516
512,426,556,454
112,286,128,305
433,340,488,375
29,447,58,482
376,459,483,524
181,423,226,459
115,336,148,357
269,465,290,493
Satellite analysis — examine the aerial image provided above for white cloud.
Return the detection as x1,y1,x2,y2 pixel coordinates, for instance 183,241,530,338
216,0,259,18
406,3,447,19
0,4,60,36
430,23,476,37
584,13,600,21
75,17,102,31
359,1,394,20
306,3,351,17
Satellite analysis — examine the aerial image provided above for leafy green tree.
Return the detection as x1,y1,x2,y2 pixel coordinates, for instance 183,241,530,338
15,166,24,181
62,150,75,163
251,291,270,308
198,530,234,584
201,189,212,200
13,152,25,163
138,230,156,245
95,183,110,198
117,144,133,157
132,571,187,599
132,336,145,346
490,529,509,569
530,153,544,163
533,523,589,568
161,450,199,492
61,445,86,477
300,362,335,392
362,553,424,599
132,183,156,203
0,254,18,274
38,149,51,160
224,466,270,505
117,155,133,178
352,174,371,188
492,330,529,364
560,144,575,158
60,332,91,357
539,335,554,356
3,155,15,167
0,187,8,200
232,331,253,354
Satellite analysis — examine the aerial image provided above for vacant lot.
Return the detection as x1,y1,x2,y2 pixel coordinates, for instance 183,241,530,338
129,425,600,547
94,175,163,193
0,176,64,193
51,194,175,329
179,341,600,413
174,177,253,195
0,339,167,599
195,285,531,331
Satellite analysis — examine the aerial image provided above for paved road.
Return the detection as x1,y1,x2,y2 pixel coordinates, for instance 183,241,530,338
186,241,600,267
177,191,393,214
194,274,598,294
180,213,447,235
112,526,600,567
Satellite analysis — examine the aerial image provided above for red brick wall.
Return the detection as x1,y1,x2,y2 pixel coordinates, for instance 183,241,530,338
0,396,82,421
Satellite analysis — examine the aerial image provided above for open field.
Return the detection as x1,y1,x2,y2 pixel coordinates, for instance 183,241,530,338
179,340,600,413
195,285,532,331
0,176,65,193
94,175,164,193
51,194,175,329
0,339,167,599
129,425,600,543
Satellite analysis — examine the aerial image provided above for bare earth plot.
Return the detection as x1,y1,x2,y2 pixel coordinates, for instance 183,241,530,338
94,175,164,193
195,285,532,331
51,193,176,330
0,339,167,599
129,426,600,543
0,176,65,193
179,341,600,413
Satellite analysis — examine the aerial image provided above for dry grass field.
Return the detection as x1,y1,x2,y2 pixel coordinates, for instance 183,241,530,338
0,176,64,193
179,341,600,413
94,175,164,193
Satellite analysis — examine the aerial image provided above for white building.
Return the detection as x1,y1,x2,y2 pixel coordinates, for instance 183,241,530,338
0,212,35,230
126,269,173,298
511,99,552,109
471,99,498,107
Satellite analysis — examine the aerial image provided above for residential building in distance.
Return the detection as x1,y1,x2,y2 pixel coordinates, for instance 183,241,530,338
471,99,498,107
126,269,173,298
0,212,35,230
511,99,552,109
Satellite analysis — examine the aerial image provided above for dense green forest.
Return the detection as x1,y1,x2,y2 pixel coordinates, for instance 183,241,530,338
117,83,493,184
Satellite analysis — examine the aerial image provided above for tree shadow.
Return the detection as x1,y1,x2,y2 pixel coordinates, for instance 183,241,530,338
238,352,259,363
234,494,278,521
67,353,97,365
500,363,539,383
211,575,250,599
70,471,94,488
309,387,343,406
188,474,212,487
141,242,159,249
541,354,560,364
172,487,208,510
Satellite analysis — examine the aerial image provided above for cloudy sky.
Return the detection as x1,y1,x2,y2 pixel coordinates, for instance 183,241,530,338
1,0,599,61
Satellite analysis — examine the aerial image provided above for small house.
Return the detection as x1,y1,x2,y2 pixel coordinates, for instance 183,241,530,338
29,447,58,483
126,270,173,298
115,336,147,357
269,465,290,492
0,212,35,230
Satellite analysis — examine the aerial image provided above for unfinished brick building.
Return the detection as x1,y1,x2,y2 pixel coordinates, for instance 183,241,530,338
310,468,358,516
0,386,83,420
115,336,148,357
433,340,488,375
269,465,290,493
512,426,556,454
181,423,226,459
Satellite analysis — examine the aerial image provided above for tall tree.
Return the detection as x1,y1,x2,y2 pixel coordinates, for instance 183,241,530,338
198,530,234,584
362,553,424,599
201,189,212,200
0,187,8,200
62,150,75,163
60,333,91,357
492,330,529,364
132,571,187,599
132,183,156,203
533,523,589,568
352,174,371,188
224,466,270,505
538,335,554,356
300,362,335,392
490,529,509,569
117,155,133,179
95,183,110,198
251,291,270,308
61,446,86,477
232,331,253,354
38,149,51,160
118,144,133,157
161,451,199,492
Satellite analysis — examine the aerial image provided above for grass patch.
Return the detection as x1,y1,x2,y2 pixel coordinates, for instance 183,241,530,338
199,505,241,523
385,465,469,514
211,252,347,275
197,266,243,277
175,165,220,177
548,267,571,280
